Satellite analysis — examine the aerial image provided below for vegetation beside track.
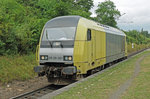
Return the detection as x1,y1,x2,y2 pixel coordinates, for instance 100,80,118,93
53,50,150,99
127,43,150,54
0,54,36,84
0,45,148,84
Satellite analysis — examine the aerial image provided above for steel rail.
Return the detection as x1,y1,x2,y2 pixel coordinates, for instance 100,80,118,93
10,84,65,99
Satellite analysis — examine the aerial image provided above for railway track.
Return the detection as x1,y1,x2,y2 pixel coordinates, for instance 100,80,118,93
10,84,65,99
10,48,148,99
128,48,147,57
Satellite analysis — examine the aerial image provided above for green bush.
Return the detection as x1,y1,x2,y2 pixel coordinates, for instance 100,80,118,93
0,0,93,55
0,54,37,83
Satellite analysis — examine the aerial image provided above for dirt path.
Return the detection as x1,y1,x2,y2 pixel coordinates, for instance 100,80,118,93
0,76,50,99
109,55,145,99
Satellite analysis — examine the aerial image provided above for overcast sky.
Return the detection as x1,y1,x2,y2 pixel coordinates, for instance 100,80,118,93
90,0,150,32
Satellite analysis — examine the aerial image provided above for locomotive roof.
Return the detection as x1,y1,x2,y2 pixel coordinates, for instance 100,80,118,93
45,16,126,36
45,16,81,28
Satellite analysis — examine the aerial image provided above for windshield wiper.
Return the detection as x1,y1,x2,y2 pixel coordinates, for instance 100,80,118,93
60,42,63,48
46,31,53,48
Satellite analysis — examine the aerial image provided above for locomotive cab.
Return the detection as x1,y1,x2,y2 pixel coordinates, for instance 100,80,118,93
34,16,81,84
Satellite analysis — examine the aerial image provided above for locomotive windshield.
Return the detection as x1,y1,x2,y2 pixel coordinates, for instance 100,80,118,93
40,27,76,48
45,27,76,41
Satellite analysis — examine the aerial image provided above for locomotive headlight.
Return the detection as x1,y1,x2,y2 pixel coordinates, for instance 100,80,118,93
64,56,68,60
64,56,72,61
68,56,72,61
41,56,45,60
45,56,48,60
40,55,48,60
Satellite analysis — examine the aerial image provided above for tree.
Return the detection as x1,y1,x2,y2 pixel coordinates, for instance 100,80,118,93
141,28,150,38
95,0,121,27
70,0,93,18
124,30,150,45
0,0,25,55
0,0,94,55
75,0,94,11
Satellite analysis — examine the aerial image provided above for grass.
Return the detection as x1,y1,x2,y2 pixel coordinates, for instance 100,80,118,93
0,53,37,84
121,52,150,99
53,50,150,99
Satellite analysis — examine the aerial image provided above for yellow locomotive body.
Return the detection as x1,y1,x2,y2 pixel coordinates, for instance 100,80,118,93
74,18,106,74
34,16,127,84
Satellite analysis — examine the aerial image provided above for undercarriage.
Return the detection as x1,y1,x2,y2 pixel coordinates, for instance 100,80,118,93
34,64,77,85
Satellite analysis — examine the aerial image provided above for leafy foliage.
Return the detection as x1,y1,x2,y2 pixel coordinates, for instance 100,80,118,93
125,30,150,45
75,0,94,11
0,0,93,55
95,0,121,28
0,0,149,55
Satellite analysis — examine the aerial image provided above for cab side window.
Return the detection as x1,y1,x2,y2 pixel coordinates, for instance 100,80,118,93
87,29,91,41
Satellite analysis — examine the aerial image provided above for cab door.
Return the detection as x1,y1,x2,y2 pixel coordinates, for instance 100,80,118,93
87,29,95,66
91,30,96,65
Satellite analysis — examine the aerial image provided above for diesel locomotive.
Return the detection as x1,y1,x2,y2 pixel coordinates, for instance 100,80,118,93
34,16,127,84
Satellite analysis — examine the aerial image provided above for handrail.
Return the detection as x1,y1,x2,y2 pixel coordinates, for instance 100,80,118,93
36,45,39,62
